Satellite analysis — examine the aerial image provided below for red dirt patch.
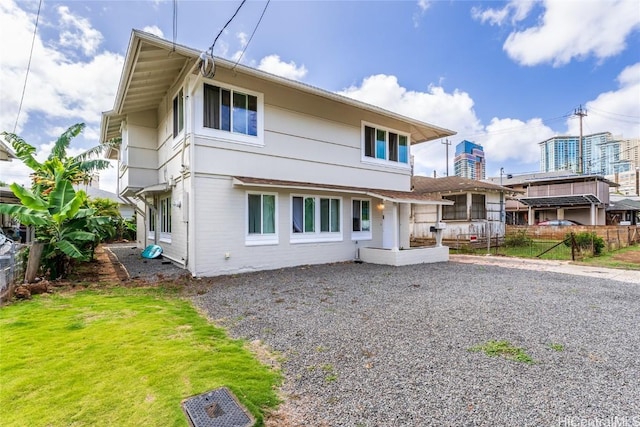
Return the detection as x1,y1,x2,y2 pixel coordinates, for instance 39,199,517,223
610,247,640,265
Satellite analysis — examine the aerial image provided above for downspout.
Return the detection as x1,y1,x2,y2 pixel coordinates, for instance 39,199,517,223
181,65,197,274
182,58,203,276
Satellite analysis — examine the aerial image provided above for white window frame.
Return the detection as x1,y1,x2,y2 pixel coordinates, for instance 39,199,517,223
246,192,278,246
197,80,265,147
351,198,372,241
173,88,184,141
361,121,411,168
147,205,156,241
290,194,343,244
159,195,172,243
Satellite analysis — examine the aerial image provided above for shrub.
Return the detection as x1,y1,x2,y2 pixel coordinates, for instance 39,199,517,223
564,231,605,255
504,230,533,247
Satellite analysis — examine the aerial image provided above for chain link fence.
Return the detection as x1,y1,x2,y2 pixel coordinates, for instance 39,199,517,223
422,225,640,261
1,240,26,303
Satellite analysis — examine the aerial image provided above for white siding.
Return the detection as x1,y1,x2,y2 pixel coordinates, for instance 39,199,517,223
191,175,385,276
411,192,505,240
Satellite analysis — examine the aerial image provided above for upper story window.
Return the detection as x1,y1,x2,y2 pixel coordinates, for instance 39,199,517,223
173,89,184,138
363,123,409,165
204,84,258,137
352,199,372,240
291,195,342,243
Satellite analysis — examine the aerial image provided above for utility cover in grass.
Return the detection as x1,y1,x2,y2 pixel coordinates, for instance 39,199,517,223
181,387,254,427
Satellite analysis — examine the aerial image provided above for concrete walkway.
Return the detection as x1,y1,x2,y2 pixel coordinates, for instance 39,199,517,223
450,254,640,284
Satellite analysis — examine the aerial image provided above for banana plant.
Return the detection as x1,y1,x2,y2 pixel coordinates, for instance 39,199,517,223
2,123,116,196
0,172,104,278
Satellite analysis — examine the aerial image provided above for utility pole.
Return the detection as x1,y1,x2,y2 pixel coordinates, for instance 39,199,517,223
441,138,451,176
574,105,587,174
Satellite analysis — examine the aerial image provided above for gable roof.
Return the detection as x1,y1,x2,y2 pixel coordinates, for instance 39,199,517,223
412,175,519,195
101,30,455,147
607,198,640,212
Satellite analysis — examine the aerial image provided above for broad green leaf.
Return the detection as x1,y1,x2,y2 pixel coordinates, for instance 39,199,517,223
0,204,49,226
2,132,42,171
50,123,85,161
9,183,47,210
49,181,85,219
55,240,88,261
63,230,96,242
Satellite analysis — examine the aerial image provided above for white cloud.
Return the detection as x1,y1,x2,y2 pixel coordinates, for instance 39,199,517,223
57,5,103,56
0,0,122,191
471,1,534,26
338,74,486,176
413,0,431,27
339,74,481,135
566,62,640,138
142,25,164,38
0,0,122,130
257,54,307,81
475,0,640,67
478,117,554,164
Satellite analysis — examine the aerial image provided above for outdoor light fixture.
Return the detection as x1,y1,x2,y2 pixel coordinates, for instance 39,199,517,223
378,202,385,210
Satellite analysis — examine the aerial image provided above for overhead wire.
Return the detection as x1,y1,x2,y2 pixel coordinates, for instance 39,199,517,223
14,0,43,133
209,0,247,57
233,0,271,71
172,0,177,51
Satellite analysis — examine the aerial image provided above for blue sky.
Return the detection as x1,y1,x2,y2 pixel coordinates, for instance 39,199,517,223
1,0,639,192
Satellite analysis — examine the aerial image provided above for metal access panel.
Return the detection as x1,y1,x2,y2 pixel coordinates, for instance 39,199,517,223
181,387,254,427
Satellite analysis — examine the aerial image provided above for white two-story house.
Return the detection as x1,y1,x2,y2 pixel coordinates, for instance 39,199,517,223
101,30,456,277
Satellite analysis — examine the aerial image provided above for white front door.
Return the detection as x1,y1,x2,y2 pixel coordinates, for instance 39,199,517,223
382,203,395,249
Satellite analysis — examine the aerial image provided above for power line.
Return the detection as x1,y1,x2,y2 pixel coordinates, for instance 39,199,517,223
172,0,177,51
209,0,247,57
14,0,43,133
233,0,271,70
454,113,572,141
588,106,640,119
588,109,640,125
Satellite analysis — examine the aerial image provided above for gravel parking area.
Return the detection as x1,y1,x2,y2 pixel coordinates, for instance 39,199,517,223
105,243,186,282
192,261,640,426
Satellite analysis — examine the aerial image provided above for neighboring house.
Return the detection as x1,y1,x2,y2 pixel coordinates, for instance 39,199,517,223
74,184,135,219
411,176,516,242
486,172,617,226
100,30,456,276
606,195,640,225
0,140,16,162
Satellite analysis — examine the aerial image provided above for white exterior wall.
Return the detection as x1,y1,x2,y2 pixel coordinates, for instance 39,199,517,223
411,192,505,240
189,77,411,190
191,175,385,276
120,67,429,276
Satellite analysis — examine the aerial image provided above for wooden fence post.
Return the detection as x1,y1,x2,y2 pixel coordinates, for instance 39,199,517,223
24,242,44,284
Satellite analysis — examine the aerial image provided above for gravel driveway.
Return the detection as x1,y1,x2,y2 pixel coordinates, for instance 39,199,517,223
192,261,640,426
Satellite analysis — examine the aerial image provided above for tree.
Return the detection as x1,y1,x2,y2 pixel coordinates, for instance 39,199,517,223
0,124,117,278
2,123,116,196
0,166,113,278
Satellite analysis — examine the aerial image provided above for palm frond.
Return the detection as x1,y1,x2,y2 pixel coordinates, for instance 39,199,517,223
2,131,41,171
50,123,85,160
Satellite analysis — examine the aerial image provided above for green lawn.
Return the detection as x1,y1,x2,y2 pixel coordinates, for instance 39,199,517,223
0,288,281,426
497,240,573,260
575,244,640,270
